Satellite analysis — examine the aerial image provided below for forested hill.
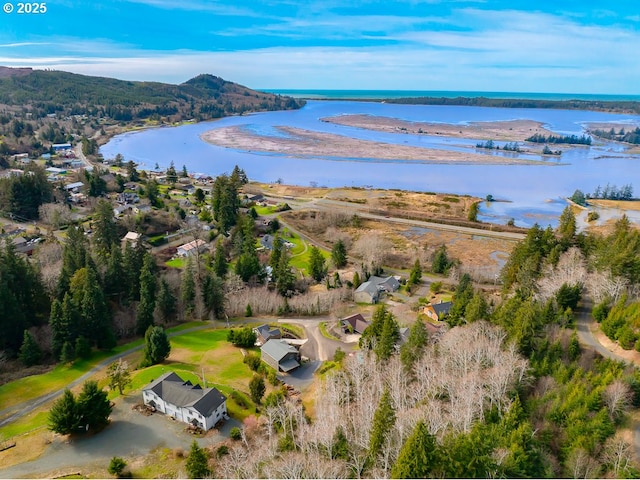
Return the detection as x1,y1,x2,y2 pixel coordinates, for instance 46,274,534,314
0,67,304,121
385,96,640,114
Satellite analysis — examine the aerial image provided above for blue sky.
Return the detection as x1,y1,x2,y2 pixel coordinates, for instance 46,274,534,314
0,0,639,93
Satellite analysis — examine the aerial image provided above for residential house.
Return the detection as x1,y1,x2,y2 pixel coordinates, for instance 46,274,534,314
113,205,130,217
13,153,30,164
52,143,72,151
354,281,381,304
177,239,206,257
353,275,401,304
117,192,140,204
142,372,227,431
134,204,152,214
45,167,67,175
341,313,369,334
64,181,84,193
261,339,301,373
122,231,141,247
424,301,453,322
254,324,282,346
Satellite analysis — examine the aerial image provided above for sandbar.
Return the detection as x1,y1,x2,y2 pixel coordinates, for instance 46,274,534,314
201,126,553,165
320,114,555,141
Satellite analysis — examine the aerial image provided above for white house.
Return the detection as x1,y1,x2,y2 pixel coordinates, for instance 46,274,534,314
177,239,206,257
142,372,227,431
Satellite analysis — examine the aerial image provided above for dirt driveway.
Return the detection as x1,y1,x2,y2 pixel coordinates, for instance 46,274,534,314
0,395,238,479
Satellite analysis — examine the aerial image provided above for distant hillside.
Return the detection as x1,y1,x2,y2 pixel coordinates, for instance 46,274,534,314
0,68,303,121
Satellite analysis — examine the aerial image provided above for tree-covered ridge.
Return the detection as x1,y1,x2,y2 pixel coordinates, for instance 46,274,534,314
384,96,640,114
0,69,304,121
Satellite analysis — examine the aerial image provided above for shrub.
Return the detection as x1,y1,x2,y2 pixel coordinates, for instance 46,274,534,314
108,457,127,478
230,427,242,441
429,281,443,294
216,445,229,457
243,353,261,371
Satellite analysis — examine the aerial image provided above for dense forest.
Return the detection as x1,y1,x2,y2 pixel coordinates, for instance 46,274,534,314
0,69,303,121
384,96,640,114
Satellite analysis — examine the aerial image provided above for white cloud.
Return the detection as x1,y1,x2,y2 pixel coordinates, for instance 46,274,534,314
1,8,638,94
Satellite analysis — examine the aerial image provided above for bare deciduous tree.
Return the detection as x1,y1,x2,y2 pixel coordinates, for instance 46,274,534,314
536,247,587,302
352,233,392,272
603,379,632,420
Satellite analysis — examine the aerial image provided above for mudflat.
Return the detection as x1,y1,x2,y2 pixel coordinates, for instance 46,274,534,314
320,114,555,141
201,125,552,165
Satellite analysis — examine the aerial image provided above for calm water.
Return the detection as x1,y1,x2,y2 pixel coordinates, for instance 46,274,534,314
100,101,640,227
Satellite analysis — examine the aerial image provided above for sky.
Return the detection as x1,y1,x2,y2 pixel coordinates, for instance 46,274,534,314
0,0,639,93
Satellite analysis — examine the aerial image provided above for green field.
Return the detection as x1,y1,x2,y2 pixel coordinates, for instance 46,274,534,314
0,325,260,440
165,258,185,268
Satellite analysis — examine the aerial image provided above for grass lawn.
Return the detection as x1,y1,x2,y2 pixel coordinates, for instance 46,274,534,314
319,322,340,341
0,323,199,416
166,258,185,269
255,205,277,216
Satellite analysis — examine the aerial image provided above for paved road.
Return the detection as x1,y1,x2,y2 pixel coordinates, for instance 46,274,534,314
265,194,526,242
0,323,215,428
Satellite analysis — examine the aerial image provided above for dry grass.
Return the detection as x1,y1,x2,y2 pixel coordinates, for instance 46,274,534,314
588,199,640,212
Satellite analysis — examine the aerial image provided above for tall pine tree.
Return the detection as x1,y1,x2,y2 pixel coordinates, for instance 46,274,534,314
136,252,157,334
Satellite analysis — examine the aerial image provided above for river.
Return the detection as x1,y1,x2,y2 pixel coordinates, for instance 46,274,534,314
100,101,640,228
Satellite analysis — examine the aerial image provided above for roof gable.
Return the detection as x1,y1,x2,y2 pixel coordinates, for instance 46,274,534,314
261,339,298,362
143,372,226,416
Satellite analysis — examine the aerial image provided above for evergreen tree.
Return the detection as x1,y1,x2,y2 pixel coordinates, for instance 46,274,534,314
19,330,42,366
60,340,75,363
249,374,266,404
136,252,157,335
308,245,327,282
75,336,92,359
181,257,196,318
331,425,350,460
202,271,225,319
331,239,347,268
77,380,112,431
123,240,147,302
212,238,228,278
269,234,283,281
108,457,127,477
156,277,177,323
92,199,118,259
391,421,437,478
464,292,489,323
399,319,429,371
49,299,67,359
104,243,126,300
557,205,577,245
48,389,79,435
212,174,240,232
352,271,361,289
166,161,178,184
431,244,451,274
375,311,400,361
408,259,422,289
57,225,89,296
70,265,113,349
245,303,253,317
368,388,396,460
230,165,248,187
276,249,296,297
181,164,188,178
185,440,211,478
142,326,171,366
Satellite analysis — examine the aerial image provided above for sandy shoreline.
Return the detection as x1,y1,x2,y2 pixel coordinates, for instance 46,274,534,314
321,114,555,141
200,125,554,165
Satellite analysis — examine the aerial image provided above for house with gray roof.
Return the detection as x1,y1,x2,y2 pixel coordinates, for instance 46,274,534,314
142,371,227,431
424,301,453,321
254,324,282,346
354,275,401,304
261,339,300,373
